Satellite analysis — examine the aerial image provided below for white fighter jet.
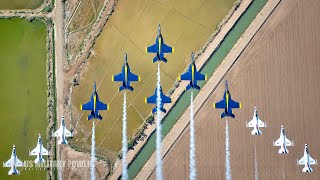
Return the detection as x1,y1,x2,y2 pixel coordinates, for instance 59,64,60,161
29,134,49,163
297,144,317,173
273,124,294,154
3,145,24,175
53,116,73,144
246,106,266,135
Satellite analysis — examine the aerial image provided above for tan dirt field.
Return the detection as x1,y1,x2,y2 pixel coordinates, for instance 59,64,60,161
147,0,320,179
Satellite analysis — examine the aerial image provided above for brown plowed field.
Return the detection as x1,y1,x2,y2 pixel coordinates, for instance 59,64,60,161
148,0,320,179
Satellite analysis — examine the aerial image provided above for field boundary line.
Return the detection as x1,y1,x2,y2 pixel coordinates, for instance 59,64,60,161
109,0,252,178
135,0,282,178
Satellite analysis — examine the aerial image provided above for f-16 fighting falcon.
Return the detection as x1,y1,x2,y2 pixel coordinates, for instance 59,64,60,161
29,134,49,163
53,116,73,144
297,144,317,172
273,124,294,154
246,106,266,135
3,145,23,175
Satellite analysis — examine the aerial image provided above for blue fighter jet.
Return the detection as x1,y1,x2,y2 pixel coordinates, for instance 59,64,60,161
178,52,207,90
213,81,241,118
145,85,171,113
112,53,140,91
146,24,174,63
81,82,109,120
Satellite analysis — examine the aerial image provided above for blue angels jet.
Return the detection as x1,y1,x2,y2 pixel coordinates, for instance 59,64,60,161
178,52,207,90
213,81,241,118
80,82,109,120
146,24,174,63
112,53,140,91
145,85,171,113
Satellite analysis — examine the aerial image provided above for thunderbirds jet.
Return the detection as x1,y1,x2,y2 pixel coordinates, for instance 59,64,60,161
178,52,207,90
297,144,317,172
273,124,294,154
213,81,241,118
145,85,171,113
3,145,23,175
53,116,73,145
29,134,49,164
112,53,140,91
246,106,266,135
146,24,174,63
81,82,109,120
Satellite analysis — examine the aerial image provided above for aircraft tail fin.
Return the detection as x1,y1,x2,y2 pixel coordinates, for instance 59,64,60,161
8,168,19,175
278,148,289,154
302,166,312,173
152,107,166,114
58,138,68,145
185,84,191,91
119,86,125,91
35,157,45,164
221,112,227,119
251,129,262,135
128,86,134,92
153,56,167,63
87,114,94,121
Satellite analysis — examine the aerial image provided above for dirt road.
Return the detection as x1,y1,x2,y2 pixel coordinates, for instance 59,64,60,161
146,0,320,179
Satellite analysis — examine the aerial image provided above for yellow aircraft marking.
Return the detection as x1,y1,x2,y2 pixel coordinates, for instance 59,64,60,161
158,37,161,55
80,104,82,110
226,92,229,110
172,47,174,53
192,65,195,85
144,97,147,103
177,74,180,81
213,103,216,109
94,94,97,112
125,65,128,84
112,75,114,81
138,75,141,82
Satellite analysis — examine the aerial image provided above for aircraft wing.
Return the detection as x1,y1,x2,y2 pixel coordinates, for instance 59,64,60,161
53,128,62,137
195,71,206,81
65,129,73,137
229,99,241,109
162,43,173,53
97,101,108,111
146,94,156,104
147,43,158,53
214,99,226,109
3,159,12,167
297,156,306,165
247,118,256,128
285,138,293,146
113,72,124,82
180,72,191,80
30,146,40,156
309,156,317,165
81,101,93,111
273,137,283,146
16,158,23,167
42,147,49,156
258,119,265,127
161,93,171,103
128,72,139,82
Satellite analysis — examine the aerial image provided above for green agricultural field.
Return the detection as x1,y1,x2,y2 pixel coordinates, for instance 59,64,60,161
0,0,43,9
71,0,235,159
0,18,47,179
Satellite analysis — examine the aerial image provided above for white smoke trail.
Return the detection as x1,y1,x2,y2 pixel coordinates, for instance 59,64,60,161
156,62,163,180
254,145,258,180
122,92,128,180
225,119,231,180
91,121,96,180
189,91,196,180
59,156,63,180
